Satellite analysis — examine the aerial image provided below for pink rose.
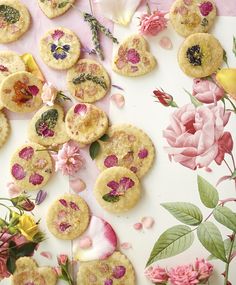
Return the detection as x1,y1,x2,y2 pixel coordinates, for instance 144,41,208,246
145,265,169,284
169,265,199,285
41,82,58,106
163,104,231,170
215,132,233,165
195,258,213,283
57,254,68,266
140,10,168,36
192,78,225,104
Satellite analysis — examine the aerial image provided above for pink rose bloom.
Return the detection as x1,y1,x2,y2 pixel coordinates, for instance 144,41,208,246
195,258,213,283
41,82,58,106
140,10,168,36
145,265,169,283
192,78,225,104
57,254,68,266
169,265,199,285
53,141,84,176
163,104,231,170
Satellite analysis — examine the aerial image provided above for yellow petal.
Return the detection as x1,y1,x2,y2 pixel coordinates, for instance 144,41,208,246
216,68,236,100
21,53,45,82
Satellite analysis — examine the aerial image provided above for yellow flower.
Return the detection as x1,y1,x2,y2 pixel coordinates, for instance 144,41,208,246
216,68,236,100
17,214,39,241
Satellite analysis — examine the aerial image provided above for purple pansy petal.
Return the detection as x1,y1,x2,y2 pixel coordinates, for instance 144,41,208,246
63,44,70,52
74,103,87,116
29,173,44,185
51,44,57,52
112,266,126,279
69,201,80,211
59,199,68,207
52,29,65,41
104,155,118,168
107,180,119,191
126,49,140,64
19,147,34,160
59,222,71,232
35,190,47,205
28,85,39,96
104,279,113,285
199,1,213,16
12,163,26,180
119,177,135,190
138,148,148,159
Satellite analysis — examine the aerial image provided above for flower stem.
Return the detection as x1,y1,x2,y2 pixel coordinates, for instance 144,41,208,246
230,153,236,171
223,159,233,175
225,96,236,113
224,233,235,285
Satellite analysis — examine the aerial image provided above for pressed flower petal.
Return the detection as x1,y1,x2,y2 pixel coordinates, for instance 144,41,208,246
159,36,173,50
141,217,155,229
40,251,52,259
120,242,132,249
28,85,39,96
35,190,47,205
19,147,34,161
110,94,125,108
69,177,86,193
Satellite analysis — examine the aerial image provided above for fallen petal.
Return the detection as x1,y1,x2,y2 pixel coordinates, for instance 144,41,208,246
141,217,155,229
110,94,125,108
159,36,173,50
69,177,86,193
120,242,132,249
40,251,52,259
133,222,142,230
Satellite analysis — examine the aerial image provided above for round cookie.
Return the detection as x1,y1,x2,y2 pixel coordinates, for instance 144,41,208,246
0,71,43,113
38,0,75,19
170,0,216,37
10,142,54,191
178,33,223,78
77,251,135,285
0,0,30,43
94,166,141,213
65,103,109,145
0,50,26,83
0,111,10,148
28,104,69,146
95,124,155,178
67,59,110,103
40,27,81,70
47,193,90,240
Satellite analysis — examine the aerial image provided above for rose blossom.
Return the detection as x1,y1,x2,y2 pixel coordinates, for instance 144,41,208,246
41,82,58,106
145,265,169,283
169,265,199,285
140,10,168,36
52,141,84,176
57,254,68,266
163,104,231,170
194,258,213,283
192,78,225,104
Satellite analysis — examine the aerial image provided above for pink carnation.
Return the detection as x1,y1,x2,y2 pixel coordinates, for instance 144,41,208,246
145,266,169,284
169,265,199,285
195,258,213,283
140,10,168,36
163,104,231,170
52,141,84,176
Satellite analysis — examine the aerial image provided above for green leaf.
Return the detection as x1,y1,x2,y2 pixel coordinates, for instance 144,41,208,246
184,89,203,107
58,1,69,8
161,202,203,226
197,176,219,208
102,193,120,203
89,141,100,160
146,225,194,266
233,36,236,57
0,5,20,24
99,134,109,142
6,256,16,274
16,242,38,258
197,221,227,262
223,50,229,67
208,238,236,260
231,170,236,179
213,206,236,232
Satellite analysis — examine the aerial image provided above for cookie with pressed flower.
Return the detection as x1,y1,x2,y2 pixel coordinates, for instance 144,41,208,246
46,193,90,240
0,71,43,113
28,104,69,146
77,251,135,285
40,27,81,70
95,124,155,178
112,34,156,77
38,0,75,19
67,59,110,103
178,33,223,78
94,166,141,213
170,0,216,37
0,50,26,84
0,0,30,43
10,142,53,191
65,103,109,145
12,257,57,285
0,111,10,148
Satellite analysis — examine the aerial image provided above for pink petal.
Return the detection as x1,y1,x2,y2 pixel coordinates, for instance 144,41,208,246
69,177,86,193
110,94,125,108
159,37,173,50
79,237,93,249
19,147,34,161
11,164,26,180
28,85,39,96
74,103,87,116
29,173,44,185
40,251,52,259
120,242,132,250
141,217,155,229
133,222,143,230
104,155,118,168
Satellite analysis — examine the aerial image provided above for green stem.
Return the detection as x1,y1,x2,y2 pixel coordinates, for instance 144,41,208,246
225,96,236,113
0,203,12,212
224,233,235,285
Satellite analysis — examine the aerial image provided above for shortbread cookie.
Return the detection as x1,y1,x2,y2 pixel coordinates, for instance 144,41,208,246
0,0,30,43
178,33,223,77
38,0,75,19
40,27,81,70
0,111,10,148
95,124,155,178
65,103,109,145
10,142,53,191
170,0,216,37
67,59,110,103
112,34,156,77
77,251,135,285
12,257,57,285
28,104,69,146
94,167,141,213
0,50,25,83
0,71,43,113
47,193,90,240
73,216,117,261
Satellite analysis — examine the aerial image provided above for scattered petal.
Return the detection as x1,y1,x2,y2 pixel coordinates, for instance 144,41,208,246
69,177,86,193
79,236,93,249
40,251,52,259
35,190,47,205
7,181,22,197
159,36,173,50
120,242,132,250
133,222,142,230
110,94,125,108
141,217,155,229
